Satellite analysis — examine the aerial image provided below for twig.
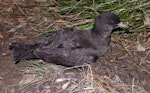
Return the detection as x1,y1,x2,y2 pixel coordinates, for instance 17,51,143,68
69,19,93,27
64,64,90,70
131,77,135,93
121,42,140,64
14,2,26,16
65,1,81,15
143,50,150,61
7,23,27,33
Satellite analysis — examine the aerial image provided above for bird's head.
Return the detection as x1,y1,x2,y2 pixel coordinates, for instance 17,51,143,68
92,12,129,35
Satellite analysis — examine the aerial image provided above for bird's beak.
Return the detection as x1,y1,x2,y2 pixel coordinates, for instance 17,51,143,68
117,22,130,31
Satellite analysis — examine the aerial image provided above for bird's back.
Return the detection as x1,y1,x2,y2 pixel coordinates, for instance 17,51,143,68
34,28,99,66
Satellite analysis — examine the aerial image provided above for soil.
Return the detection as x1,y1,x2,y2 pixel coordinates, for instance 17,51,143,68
0,1,150,93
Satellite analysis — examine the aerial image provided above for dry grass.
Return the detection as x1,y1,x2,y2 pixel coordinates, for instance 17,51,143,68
15,62,147,93
1,0,149,93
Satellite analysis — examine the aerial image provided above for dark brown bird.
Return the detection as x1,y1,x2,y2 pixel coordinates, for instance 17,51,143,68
9,12,129,66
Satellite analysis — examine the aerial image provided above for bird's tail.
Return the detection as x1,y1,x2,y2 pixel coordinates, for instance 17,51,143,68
9,42,40,64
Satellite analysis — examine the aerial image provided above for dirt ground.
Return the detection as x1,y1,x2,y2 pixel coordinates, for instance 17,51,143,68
0,0,150,93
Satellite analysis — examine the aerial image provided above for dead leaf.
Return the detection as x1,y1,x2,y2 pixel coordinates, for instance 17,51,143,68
34,0,47,2
6,7,13,12
0,76,3,80
144,12,150,26
55,78,70,83
17,36,27,39
17,18,26,23
136,43,146,52
0,34,4,40
62,81,70,90
45,89,51,93
19,75,36,84
7,23,27,33
25,91,32,93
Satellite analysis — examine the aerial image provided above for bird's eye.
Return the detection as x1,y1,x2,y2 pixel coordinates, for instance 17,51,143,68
111,21,115,24
108,21,114,25
57,44,64,48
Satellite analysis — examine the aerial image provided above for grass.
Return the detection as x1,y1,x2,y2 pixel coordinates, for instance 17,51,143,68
39,0,150,33
4,0,149,93
26,60,46,77
36,1,149,92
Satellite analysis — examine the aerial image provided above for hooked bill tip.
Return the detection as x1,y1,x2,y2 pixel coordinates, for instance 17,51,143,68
118,22,130,31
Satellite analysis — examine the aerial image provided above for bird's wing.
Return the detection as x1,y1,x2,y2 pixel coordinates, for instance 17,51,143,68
34,30,99,66
40,28,96,50
68,35,96,49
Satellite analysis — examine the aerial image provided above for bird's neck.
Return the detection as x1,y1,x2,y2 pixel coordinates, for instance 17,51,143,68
91,27,112,40
91,27,112,55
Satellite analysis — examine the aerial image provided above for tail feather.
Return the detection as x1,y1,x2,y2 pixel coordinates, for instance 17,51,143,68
9,42,40,64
